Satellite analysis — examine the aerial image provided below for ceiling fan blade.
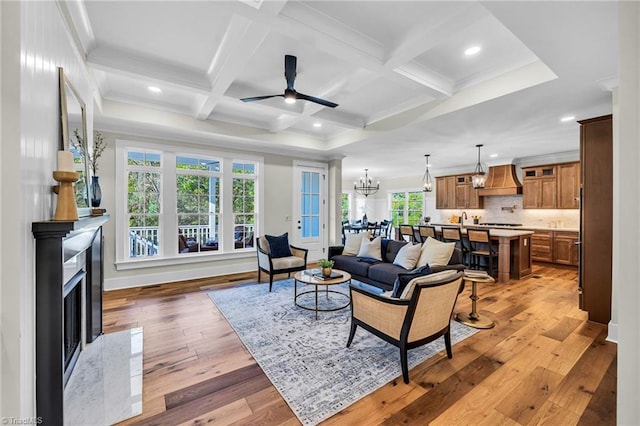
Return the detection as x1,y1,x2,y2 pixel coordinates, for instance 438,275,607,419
284,55,297,91
240,94,283,103
296,92,338,108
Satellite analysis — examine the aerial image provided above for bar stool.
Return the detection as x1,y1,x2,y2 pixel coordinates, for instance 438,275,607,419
417,225,437,243
467,229,498,278
399,224,415,242
441,226,470,267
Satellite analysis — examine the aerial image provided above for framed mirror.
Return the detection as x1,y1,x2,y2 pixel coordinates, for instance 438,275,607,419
59,67,90,213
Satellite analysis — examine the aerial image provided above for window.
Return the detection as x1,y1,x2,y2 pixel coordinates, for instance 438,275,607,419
300,171,320,238
341,193,351,222
232,161,256,250
115,140,263,268
176,156,220,254
389,190,424,226
127,150,161,257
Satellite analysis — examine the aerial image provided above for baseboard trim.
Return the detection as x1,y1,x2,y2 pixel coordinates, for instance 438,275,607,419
104,259,257,291
607,320,618,343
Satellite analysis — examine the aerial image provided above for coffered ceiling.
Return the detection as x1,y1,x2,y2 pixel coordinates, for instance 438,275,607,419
62,0,617,180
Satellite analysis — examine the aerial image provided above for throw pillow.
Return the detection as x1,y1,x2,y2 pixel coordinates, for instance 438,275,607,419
392,242,422,270
391,264,432,298
357,236,382,260
399,269,459,300
416,237,456,267
265,233,292,258
343,231,371,256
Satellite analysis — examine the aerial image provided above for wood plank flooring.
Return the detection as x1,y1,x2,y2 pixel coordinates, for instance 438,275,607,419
104,264,616,425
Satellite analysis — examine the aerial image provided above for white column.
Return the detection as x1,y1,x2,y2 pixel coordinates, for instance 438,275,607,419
617,2,640,423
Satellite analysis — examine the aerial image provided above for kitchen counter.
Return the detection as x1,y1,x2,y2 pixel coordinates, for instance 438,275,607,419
425,225,533,283
430,223,579,233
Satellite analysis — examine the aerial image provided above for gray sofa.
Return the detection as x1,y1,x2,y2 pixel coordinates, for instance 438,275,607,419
328,239,465,291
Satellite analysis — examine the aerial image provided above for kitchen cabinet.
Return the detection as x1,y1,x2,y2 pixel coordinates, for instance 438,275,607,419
557,162,580,209
438,174,482,209
436,176,456,209
522,165,557,209
531,231,553,262
579,115,612,324
553,231,579,265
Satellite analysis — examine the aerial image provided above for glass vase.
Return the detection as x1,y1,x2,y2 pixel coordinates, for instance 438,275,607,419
90,176,102,208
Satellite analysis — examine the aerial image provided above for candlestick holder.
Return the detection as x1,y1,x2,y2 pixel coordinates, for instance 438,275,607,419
52,171,80,221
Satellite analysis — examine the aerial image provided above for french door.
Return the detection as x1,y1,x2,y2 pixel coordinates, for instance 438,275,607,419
292,161,328,261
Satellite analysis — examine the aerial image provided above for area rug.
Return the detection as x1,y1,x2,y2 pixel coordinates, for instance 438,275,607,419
208,279,477,425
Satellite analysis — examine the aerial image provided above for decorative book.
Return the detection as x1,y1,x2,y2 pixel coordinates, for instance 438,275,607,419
313,271,343,280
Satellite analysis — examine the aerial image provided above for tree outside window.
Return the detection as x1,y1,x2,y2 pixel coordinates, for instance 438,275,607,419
127,150,161,257
232,161,256,249
176,156,221,254
390,191,424,227
341,193,350,222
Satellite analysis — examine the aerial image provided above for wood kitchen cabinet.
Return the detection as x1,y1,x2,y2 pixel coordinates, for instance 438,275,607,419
579,115,612,324
436,176,456,209
557,162,580,209
553,231,579,265
531,231,554,262
438,174,482,209
522,166,557,209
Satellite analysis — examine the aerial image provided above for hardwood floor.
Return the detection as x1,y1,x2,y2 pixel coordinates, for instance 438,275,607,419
104,264,616,425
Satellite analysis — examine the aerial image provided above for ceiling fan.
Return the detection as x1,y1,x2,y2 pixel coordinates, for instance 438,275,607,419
240,55,338,108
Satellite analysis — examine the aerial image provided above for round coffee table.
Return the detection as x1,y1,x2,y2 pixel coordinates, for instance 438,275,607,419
294,269,351,320
455,274,496,329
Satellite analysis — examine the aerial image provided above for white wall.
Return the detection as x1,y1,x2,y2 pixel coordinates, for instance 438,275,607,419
616,2,640,423
1,1,94,417
97,131,338,290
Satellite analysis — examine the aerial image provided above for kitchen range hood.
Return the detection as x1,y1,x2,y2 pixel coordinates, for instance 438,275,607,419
478,164,522,196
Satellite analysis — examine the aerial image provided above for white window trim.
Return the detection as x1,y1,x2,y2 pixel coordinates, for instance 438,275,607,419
387,187,426,224
115,139,264,270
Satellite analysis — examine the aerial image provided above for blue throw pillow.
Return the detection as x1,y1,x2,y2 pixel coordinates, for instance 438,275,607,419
265,233,292,258
391,264,432,298
358,257,381,264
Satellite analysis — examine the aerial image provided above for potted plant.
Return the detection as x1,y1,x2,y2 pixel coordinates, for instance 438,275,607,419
318,258,335,277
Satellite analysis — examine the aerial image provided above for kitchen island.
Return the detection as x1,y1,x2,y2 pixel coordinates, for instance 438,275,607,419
431,226,534,283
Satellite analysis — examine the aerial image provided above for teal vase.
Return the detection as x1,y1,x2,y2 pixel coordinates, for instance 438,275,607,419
90,176,102,207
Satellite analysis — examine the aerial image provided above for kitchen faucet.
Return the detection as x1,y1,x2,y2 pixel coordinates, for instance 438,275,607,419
460,211,468,227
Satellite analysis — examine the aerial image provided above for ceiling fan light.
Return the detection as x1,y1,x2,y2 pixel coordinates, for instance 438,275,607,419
284,96,296,104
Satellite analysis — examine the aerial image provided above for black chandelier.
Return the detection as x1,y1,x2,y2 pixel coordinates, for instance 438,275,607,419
471,144,487,189
354,169,379,197
422,154,433,192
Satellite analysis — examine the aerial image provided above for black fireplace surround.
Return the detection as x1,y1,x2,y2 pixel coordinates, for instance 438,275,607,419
32,214,109,425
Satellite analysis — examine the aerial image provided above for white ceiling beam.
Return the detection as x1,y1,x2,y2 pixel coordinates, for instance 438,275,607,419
195,1,290,120
61,0,96,55
87,46,212,93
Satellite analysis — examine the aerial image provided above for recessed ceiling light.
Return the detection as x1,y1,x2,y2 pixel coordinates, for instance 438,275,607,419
560,115,576,122
489,153,498,158
313,122,322,128
464,45,481,56
148,86,161,93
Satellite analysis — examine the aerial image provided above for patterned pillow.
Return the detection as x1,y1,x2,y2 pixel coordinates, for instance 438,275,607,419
391,265,432,298
265,233,292,258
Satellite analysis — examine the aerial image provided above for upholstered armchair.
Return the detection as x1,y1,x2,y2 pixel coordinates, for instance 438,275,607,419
256,235,308,292
347,270,464,383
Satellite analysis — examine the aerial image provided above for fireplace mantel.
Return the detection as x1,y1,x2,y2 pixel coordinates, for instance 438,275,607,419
32,214,110,424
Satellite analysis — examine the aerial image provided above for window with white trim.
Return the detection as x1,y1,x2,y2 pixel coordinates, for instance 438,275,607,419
115,140,263,267
389,190,424,226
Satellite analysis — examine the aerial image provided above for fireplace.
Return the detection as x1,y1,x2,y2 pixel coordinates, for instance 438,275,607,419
32,215,109,424
63,270,85,386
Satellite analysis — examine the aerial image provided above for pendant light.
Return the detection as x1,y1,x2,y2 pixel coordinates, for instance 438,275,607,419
354,169,379,197
471,144,486,189
422,154,433,192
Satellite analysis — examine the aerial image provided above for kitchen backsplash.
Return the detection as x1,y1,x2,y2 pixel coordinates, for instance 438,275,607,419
429,195,580,229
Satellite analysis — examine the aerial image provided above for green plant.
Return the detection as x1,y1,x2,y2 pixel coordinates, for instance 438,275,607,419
318,258,334,268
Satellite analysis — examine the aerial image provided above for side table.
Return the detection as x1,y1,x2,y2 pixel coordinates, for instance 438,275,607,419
455,274,496,329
